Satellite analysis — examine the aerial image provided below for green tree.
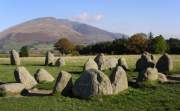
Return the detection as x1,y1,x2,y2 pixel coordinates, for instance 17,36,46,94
128,33,148,54
149,35,168,53
111,38,128,54
167,38,180,54
148,32,154,40
54,38,75,54
20,46,30,57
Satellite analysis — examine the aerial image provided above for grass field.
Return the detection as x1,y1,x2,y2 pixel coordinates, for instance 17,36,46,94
0,55,180,111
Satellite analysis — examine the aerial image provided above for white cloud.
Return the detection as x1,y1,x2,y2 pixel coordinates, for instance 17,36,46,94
72,12,104,22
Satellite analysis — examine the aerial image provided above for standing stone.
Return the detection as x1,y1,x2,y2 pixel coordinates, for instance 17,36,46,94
136,51,156,72
73,69,113,98
14,67,37,89
84,58,98,70
10,49,20,65
53,71,72,96
118,57,129,71
137,67,158,82
94,53,117,70
156,53,173,74
105,58,118,70
110,66,128,94
158,73,168,83
34,68,54,83
55,58,65,67
45,51,55,66
94,53,105,70
0,83,25,95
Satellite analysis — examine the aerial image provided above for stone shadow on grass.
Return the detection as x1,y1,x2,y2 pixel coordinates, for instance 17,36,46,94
67,71,82,75
21,89,53,97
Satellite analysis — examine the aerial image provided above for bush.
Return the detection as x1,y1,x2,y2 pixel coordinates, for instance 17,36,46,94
148,35,168,54
71,51,80,56
54,38,75,54
20,46,30,57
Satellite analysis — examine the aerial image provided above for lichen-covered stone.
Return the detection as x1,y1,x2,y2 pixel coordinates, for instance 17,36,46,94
110,66,128,94
73,69,113,98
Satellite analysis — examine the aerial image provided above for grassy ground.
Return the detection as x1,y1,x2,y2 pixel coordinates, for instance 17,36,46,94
0,55,180,111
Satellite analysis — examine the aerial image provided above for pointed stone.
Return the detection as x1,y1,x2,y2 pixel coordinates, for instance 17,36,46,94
73,69,113,98
156,53,173,74
14,67,37,89
53,71,73,96
10,49,20,65
55,57,65,67
84,58,98,70
110,66,128,94
45,51,55,66
118,57,129,70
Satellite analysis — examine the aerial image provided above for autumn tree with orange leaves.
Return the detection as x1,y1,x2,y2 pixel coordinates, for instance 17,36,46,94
128,33,148,54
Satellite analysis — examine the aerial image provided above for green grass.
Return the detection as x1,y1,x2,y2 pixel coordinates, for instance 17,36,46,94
0,55,180,111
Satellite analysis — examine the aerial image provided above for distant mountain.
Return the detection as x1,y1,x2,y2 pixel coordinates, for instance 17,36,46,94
0,17,128,51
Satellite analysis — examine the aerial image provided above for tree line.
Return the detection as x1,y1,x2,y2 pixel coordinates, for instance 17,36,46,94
20,32,180,57
54,33,180,55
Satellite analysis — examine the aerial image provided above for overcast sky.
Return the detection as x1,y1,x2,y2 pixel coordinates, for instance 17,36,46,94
0,0,180,38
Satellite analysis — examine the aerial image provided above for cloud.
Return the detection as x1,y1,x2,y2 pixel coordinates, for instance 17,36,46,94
72,12,104,22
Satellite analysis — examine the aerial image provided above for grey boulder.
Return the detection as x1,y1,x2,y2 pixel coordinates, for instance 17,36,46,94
136,51,156,72
84,58,98,70
55,58,65,67
117,57,129,70
45,51,55,66
156,53,173,74
10,49,20,65
73,69,113,98
0,83,25,95
110,66,128,94
53,71,73,96
14,67,37,89
34,68,54,83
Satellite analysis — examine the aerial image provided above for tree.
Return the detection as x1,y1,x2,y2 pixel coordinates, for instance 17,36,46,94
20,46,30,57
147,32,154,52
148,35,168,54
167,38,180,54
54,38,75,54
111,38,128,54
128,33,148,54
148,32,154,40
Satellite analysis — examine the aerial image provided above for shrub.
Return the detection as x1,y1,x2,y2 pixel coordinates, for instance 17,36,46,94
20,46,30,57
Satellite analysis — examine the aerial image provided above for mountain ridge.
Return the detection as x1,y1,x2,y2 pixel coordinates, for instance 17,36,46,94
0,17,128,51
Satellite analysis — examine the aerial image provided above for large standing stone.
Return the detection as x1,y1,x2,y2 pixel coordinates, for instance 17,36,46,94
117,57,129,71
55,57,65,67
136,51,156,72
73,69,113,98
94,53,117,70
0,83,25,95
156,53,173,74
53,71,72,96
137,67,158,82
45,51,55,66
105,58,118,70
34,68,55,83
10,49,20,65
84,58,98,70
110,66,128,94
94,53,105,70
14,67,37,89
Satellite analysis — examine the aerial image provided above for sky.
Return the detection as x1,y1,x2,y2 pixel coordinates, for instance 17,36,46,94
0,0,180,38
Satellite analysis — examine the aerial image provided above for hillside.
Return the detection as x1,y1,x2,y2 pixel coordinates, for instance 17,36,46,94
0,17,127,51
